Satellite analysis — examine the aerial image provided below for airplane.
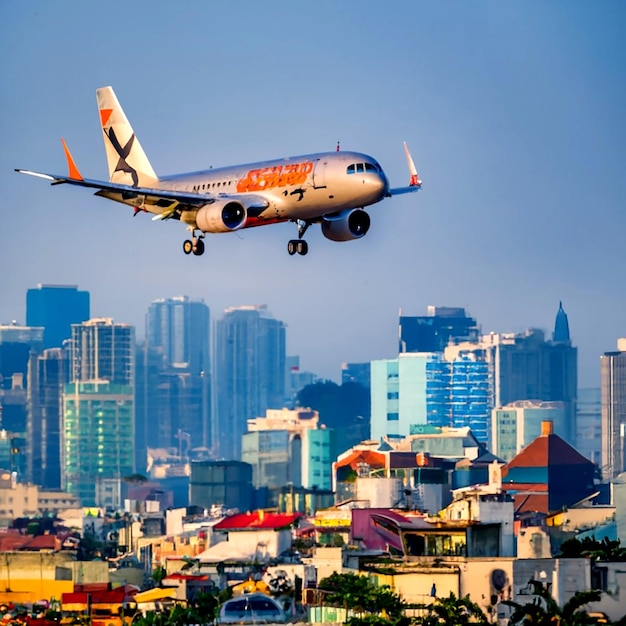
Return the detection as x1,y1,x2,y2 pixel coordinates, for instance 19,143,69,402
16,86,422,257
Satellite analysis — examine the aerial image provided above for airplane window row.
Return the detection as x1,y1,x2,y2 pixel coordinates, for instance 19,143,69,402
347,162,380,174
192,180,234,192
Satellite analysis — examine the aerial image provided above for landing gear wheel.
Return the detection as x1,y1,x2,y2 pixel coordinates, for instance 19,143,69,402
296,240,308,256
287,240,297,256
193,239,205,256
183,240,193,255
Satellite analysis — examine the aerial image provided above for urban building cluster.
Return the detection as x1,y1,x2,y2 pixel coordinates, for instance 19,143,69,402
0,285,625,621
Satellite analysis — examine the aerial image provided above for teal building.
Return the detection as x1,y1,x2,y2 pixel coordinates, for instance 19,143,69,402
62,380,134,505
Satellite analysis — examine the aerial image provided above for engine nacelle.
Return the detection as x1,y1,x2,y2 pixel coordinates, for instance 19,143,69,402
321,209,371,242
195,199,247,233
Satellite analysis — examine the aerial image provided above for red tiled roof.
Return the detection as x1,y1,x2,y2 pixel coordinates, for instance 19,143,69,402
21,535,60,551
213,512,301,531
505,433,592,470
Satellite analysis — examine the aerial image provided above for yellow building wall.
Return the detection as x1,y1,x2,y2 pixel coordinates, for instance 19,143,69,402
0,580,74,605
0,553,109,605
373,570,460,604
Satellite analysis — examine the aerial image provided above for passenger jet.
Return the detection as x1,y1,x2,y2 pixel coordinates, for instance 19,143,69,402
16,86,422,256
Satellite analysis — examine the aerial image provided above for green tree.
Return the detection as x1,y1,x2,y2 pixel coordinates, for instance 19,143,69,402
318,572,406,618
558,537,626,562
503,580,603,626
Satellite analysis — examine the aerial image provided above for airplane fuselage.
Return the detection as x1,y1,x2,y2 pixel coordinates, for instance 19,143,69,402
159,150,389,228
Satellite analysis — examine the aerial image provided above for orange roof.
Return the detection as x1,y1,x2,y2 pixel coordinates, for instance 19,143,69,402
335,449,385,470
505,433,592,470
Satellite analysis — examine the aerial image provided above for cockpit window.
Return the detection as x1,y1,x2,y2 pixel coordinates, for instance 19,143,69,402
347,162,380,174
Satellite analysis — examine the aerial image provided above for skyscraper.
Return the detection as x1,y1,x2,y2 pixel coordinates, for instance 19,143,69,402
26,284,90,349
146,296,210,375
27,348,68,488
0,324,44,436
62,318,135,505
370,351,492,444
601,339,626,479
214,305,286,460
139,297,211,465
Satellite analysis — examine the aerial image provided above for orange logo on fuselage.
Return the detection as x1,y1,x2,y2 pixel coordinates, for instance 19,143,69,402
237,161,313,193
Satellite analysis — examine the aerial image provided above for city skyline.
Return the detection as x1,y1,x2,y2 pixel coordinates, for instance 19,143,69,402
2,2,625,389
0,286,616,389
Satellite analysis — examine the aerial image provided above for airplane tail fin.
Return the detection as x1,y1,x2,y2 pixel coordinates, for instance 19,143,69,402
96,86,159,187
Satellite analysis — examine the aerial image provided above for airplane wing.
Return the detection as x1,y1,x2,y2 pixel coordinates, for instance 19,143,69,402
15,167,271,222
15,168,211,211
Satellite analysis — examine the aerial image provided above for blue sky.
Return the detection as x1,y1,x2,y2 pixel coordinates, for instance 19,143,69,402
1,1,625,386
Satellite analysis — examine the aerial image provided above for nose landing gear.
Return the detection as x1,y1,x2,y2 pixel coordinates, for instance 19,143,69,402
183,230,205,256
287,219,311,256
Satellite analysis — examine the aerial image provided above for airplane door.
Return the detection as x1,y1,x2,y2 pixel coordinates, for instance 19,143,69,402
312,158,327,189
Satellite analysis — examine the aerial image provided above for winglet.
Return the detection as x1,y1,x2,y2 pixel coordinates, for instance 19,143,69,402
404,141,422,187
61,138,84,181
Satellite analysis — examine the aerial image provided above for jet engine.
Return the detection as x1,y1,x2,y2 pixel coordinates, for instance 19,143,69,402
195,199,247,233
321,209,371,242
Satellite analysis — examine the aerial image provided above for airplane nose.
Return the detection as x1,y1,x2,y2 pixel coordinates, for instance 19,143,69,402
372,171,389,197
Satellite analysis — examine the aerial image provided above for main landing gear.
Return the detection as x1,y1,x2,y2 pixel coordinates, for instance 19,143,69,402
287,219,311,256
183,231,205,256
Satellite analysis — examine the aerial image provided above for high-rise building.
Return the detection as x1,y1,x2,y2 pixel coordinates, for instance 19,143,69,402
0,325,44,454
62,380,134,506
214,305,286,460
370,351,492,444
69,318,134,385
27,348,68,488
139,297,211,467
601,339,626,479
26,284,89,349
62,318,135,505
146,296,210,375
399,306,480,353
